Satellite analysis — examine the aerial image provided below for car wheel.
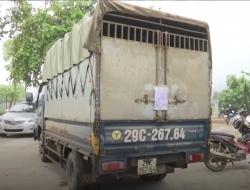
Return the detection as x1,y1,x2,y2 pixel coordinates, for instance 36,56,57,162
0,134,7,137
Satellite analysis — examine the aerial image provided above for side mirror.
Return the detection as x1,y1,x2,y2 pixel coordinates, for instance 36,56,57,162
26,92,33,103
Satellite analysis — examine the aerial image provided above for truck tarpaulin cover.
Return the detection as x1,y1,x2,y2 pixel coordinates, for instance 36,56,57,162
42,0,211,82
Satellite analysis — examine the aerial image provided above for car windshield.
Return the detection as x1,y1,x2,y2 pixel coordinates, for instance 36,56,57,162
9,103,35,113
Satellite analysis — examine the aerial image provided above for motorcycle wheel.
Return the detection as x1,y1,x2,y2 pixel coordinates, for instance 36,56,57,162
204,142,228,172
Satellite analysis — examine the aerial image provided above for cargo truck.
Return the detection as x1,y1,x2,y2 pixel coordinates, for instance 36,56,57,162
34,1,212,190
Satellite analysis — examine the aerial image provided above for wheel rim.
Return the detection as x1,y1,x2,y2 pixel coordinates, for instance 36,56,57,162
70,162,75,182
206,143,227,170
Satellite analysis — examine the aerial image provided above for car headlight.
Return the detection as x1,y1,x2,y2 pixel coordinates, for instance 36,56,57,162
28,119,37,123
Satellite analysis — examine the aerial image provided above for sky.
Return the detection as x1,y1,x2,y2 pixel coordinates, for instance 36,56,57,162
0,1,250,92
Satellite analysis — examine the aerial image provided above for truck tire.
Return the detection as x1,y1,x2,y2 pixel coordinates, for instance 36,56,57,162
155,173,167,181
66,151,89,190
140,175,157,182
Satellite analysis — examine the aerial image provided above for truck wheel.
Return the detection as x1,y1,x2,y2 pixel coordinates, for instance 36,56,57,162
140,175,157,182
155,173,167,181
66,151,90,190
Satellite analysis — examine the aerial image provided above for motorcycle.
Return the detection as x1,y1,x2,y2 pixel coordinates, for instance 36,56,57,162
204,108,250,172
223,104,235,125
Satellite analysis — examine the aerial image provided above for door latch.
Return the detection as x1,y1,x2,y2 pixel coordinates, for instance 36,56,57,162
168,96,186,105
135,95,185,105
134,94,154,105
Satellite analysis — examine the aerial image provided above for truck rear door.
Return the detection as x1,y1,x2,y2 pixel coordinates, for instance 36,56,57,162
99,20,210,153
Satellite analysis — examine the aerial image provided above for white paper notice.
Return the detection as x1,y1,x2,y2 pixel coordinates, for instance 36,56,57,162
154,86,168,111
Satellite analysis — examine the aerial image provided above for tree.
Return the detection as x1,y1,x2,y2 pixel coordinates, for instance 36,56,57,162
1,0,95,87
0,84,25,108
218,74,250,112
212,91,223,101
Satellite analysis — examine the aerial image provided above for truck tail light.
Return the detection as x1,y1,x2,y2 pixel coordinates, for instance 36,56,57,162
101,161,124,172
188,153,204,162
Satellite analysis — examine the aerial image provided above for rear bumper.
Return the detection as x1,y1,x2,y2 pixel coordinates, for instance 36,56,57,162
97,147,207,175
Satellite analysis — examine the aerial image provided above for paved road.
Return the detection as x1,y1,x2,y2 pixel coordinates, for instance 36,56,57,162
0,124,250,190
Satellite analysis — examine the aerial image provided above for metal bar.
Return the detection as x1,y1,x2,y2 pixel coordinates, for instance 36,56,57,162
189,38,190,50
106,13,207,36
103,20,207,41
164,31,168,85
140,29,142,42
155,31,160,121
158,30,160,46
128,26,130,40
184,36,186,49
198,39,200,51
114,24,117,38
193,38,195,50
101,21,104,36
146,30,149,43
153,31,155,44
134,27,136,41
167,34,170,47
173,35,176,48
45,145,62,157
107,23,110,37
45,131,91,156
179,36,181,48
45,154,58,164
103,20,155,34
121,25,124,39
203,40,204,52
166,32,206,41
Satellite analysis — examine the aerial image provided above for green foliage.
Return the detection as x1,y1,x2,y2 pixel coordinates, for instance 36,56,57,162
0,84,25,102
212,91,223,101
0,107,4,116
218,74,250,111
1,0,95,87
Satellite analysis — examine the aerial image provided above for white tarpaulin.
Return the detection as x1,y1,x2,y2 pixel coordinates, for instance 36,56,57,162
42,0,211,82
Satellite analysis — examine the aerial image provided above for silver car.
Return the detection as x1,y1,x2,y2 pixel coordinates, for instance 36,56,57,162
0,102,38,137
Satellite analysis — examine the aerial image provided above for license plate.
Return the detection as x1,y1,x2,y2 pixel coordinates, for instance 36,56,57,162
137,158,156,175
6,126,20,129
